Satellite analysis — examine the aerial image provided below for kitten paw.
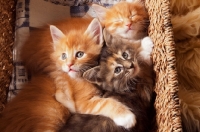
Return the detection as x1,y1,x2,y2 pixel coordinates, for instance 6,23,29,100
140,37,154,64
113,112,136,129
141,37,154,53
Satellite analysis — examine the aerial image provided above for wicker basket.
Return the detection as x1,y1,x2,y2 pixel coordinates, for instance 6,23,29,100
145,0,182,131
0,0,182,131
0,0,16,112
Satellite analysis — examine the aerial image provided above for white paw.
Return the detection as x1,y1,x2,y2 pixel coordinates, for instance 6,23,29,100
113,112,137,129
139,37,154,64
141,37,154,53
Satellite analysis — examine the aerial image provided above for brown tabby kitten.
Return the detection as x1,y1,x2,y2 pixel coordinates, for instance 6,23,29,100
0,18,136,131
90,0,149,41
59,30,155,132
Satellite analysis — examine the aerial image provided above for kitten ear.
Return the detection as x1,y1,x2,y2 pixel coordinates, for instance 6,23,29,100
83,66,102,85
50,25,65,44
103,29,113,46
84,18,103,46
91,4,107,24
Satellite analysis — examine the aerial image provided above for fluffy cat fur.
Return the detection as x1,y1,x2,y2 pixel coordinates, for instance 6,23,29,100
175,38,200,91
0,75,69,132
85,29,155,108
179,88,200,132
169,0,200,131
171,7,200,41
90,0,149,41
170,0,200,15
175,38,200,132
59,29,155,132
18,17,136,130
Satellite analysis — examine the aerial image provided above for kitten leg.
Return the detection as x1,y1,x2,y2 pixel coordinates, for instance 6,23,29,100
139,37,154,65
55,89,76,113
51,72,76,113
76,96,136,129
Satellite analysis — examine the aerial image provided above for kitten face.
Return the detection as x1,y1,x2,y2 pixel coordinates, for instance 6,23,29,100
84,30,154,95
97,47,141,93
92,1,149,40
84,37,143,93
50,18,103,78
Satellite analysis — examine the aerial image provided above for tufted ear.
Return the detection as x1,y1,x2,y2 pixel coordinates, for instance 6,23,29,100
50,25,65,44
91,4,107,24
84,18,104,46
83,66,102,85
103,29,118,47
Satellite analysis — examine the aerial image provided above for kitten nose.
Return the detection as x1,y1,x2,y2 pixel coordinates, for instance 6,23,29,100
67,63,73,67
126,23,132,28
129,63,134,69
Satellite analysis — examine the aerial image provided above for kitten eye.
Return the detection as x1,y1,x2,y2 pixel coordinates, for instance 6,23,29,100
114,67,122,74
130,14,136,19
62,53,67,60
122,52,128,59
76,51,84,58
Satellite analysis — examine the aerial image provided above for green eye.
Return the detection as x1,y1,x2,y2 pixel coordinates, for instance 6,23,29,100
114,67,122,74
122,52,128,59
62,53,67,60
76,51,84,58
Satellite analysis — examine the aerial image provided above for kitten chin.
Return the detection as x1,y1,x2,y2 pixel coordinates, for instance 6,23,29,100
68,71,79,78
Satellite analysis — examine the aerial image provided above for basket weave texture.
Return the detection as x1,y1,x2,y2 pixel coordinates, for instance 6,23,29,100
145,0,182,131
0,0,183,131
0,0,16,112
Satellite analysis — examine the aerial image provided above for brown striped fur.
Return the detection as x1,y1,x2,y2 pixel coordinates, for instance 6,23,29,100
60,30,156,132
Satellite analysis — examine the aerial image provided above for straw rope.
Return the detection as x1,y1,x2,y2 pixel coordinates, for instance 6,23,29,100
145,0,182,131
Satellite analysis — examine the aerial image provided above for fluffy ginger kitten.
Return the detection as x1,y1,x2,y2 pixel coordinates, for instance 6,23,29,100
90,0,149,41
10,17,136,130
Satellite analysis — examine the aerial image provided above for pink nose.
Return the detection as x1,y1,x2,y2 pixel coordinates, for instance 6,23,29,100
67,64,73,67
126,23,132,28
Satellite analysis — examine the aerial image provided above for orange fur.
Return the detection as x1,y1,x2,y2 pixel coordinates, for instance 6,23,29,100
171,7,200,41
21,18,95,75
91,1,149,40
170,0,200,15
0,18,136,131
0,75,69,132
170,0,200,131
179,88,200,132
175,38,200,91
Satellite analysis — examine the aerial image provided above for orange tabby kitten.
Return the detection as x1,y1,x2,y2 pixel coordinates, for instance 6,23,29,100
90,0,149,41
19,17,136,129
